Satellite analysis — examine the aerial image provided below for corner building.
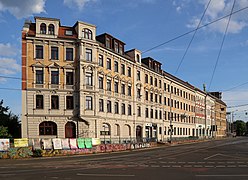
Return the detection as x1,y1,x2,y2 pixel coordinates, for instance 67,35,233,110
22,17,222,141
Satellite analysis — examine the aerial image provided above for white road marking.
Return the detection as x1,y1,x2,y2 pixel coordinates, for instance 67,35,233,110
172,165,181,168
77,173,135,177
196,175,248,177
204,153,221,160
162,165,171,168
216,165,226,168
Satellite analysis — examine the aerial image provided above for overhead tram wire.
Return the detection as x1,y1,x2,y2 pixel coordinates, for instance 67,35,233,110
175,0,212,75
221,81,248,92
141,5,248,55
208,0,236,91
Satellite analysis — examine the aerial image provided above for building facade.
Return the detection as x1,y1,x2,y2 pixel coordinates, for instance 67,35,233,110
21,17,227,142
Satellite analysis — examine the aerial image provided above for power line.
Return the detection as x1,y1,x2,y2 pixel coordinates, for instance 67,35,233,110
141,5,248,54
222,81,248,92
227,104,248,108
208,0,236,91
0,87,21,91
175,0,212,75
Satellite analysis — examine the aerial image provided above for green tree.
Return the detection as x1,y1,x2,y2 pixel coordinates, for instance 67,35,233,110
234,120,247,136
0,126,11,138
0,100,21,138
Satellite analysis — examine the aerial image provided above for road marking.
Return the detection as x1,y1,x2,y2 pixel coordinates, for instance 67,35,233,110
188,162,195,164
204,165,214,168
196,175,248,177
216,165,225,168
183,165,192,168
178,162,185,164
207,162,215,164
227,162,235,164
172,165,181,168
227,165,236,168
77,173,135,177
238,165,247,167
150,165,160,168
194,165,203,168
162,165,170,168
204,153,221,160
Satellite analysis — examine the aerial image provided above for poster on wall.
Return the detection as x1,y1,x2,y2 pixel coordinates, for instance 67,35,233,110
52,138,62,150
0,139,10,151
32,139,41,150
42,139,53,150
61,138,70,150
85,138,92,148
14,138,28,148
69,138,78,149
92,138,101,146
77,138,85,148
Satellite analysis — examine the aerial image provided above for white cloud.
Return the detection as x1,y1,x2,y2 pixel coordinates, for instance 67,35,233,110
0,0,46,19
0,43,18,57
63,0,96,10
0,58,21,75
175,0,248,34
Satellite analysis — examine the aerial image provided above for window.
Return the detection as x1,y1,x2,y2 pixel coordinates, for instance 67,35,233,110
121,103,126,115
128,104,132,115
121,64,125,75
82,28,92,39
155,94,158,103
66,48,73,61
159,80,162,88
114,41,119,53
107,58,111,70
137,106,141,117
51,69,59,84
99,76,103,89
107,100,112,113
99,54,103,67
128,85,131,96
128,67,131,77
40,23,46,34
114,102,119,114
114,81,118,93
107,79,111,91
159,110,162,119
51,95,59,109
155,110,158,119
101,123,110,135
86,96,92,110
145,74,148,83
106,37,110,48
119,44,123,55
164,83,166,91
164,97,166,105
36,45,43,59
66,72,73,85
145,108,149,118
36,69,43,84
150,109,153,118
155,78,157,87
65,30,73,36
150,93,153,102
36,95,43,109
159,95,162,104
66,96,73,109
150,76,153,85
136,54,140,63
137,71,140,81
85,49,92,61
48,24,54,35
51,47,59,60
39,121,57,135
121,84,125,95
114,61,118,72
99,99,104,112
145,91,148,100
85,72,92,86
137,88,141,98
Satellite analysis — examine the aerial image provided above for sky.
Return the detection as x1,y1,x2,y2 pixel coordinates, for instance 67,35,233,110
0,0,248,121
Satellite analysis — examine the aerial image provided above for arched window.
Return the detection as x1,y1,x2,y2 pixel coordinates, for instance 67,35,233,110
65,122,76,138
82,28,92,39
48,24,54,35
39,121,57,135
40,23,46,34
136,54,140,63
115,124,120,136
101,123,110,135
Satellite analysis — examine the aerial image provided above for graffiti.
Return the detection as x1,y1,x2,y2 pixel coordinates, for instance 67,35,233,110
0,147,33,159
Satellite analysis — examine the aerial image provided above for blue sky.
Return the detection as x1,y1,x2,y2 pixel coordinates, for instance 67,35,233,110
0,0,248,121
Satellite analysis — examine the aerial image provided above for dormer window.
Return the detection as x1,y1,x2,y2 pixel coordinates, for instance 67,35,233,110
114,42,118,53
82,28,92,39
106,37,110,48
48,24,54,35
136,54,140,63
40,23,46,34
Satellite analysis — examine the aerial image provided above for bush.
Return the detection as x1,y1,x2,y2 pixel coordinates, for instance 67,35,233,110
32,149,42,157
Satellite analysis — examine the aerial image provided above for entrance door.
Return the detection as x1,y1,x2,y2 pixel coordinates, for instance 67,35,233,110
136,126,142,142
65,122,76,138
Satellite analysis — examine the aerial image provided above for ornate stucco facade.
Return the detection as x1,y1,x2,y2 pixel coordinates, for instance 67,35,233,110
21,17,227,141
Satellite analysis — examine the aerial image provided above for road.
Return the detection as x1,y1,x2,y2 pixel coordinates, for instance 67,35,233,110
1,137,248,180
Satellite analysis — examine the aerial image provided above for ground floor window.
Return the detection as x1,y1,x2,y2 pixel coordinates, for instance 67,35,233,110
39,121,57,135
65,122,76,138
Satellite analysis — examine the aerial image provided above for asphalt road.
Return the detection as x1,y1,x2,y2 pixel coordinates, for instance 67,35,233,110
1,137,248,180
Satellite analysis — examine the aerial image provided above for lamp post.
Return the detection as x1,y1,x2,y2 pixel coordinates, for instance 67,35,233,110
103,124,108,152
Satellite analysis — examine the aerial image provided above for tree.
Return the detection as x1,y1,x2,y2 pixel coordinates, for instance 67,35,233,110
233,120,247,136
0,100,21,138
0,126,11,138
